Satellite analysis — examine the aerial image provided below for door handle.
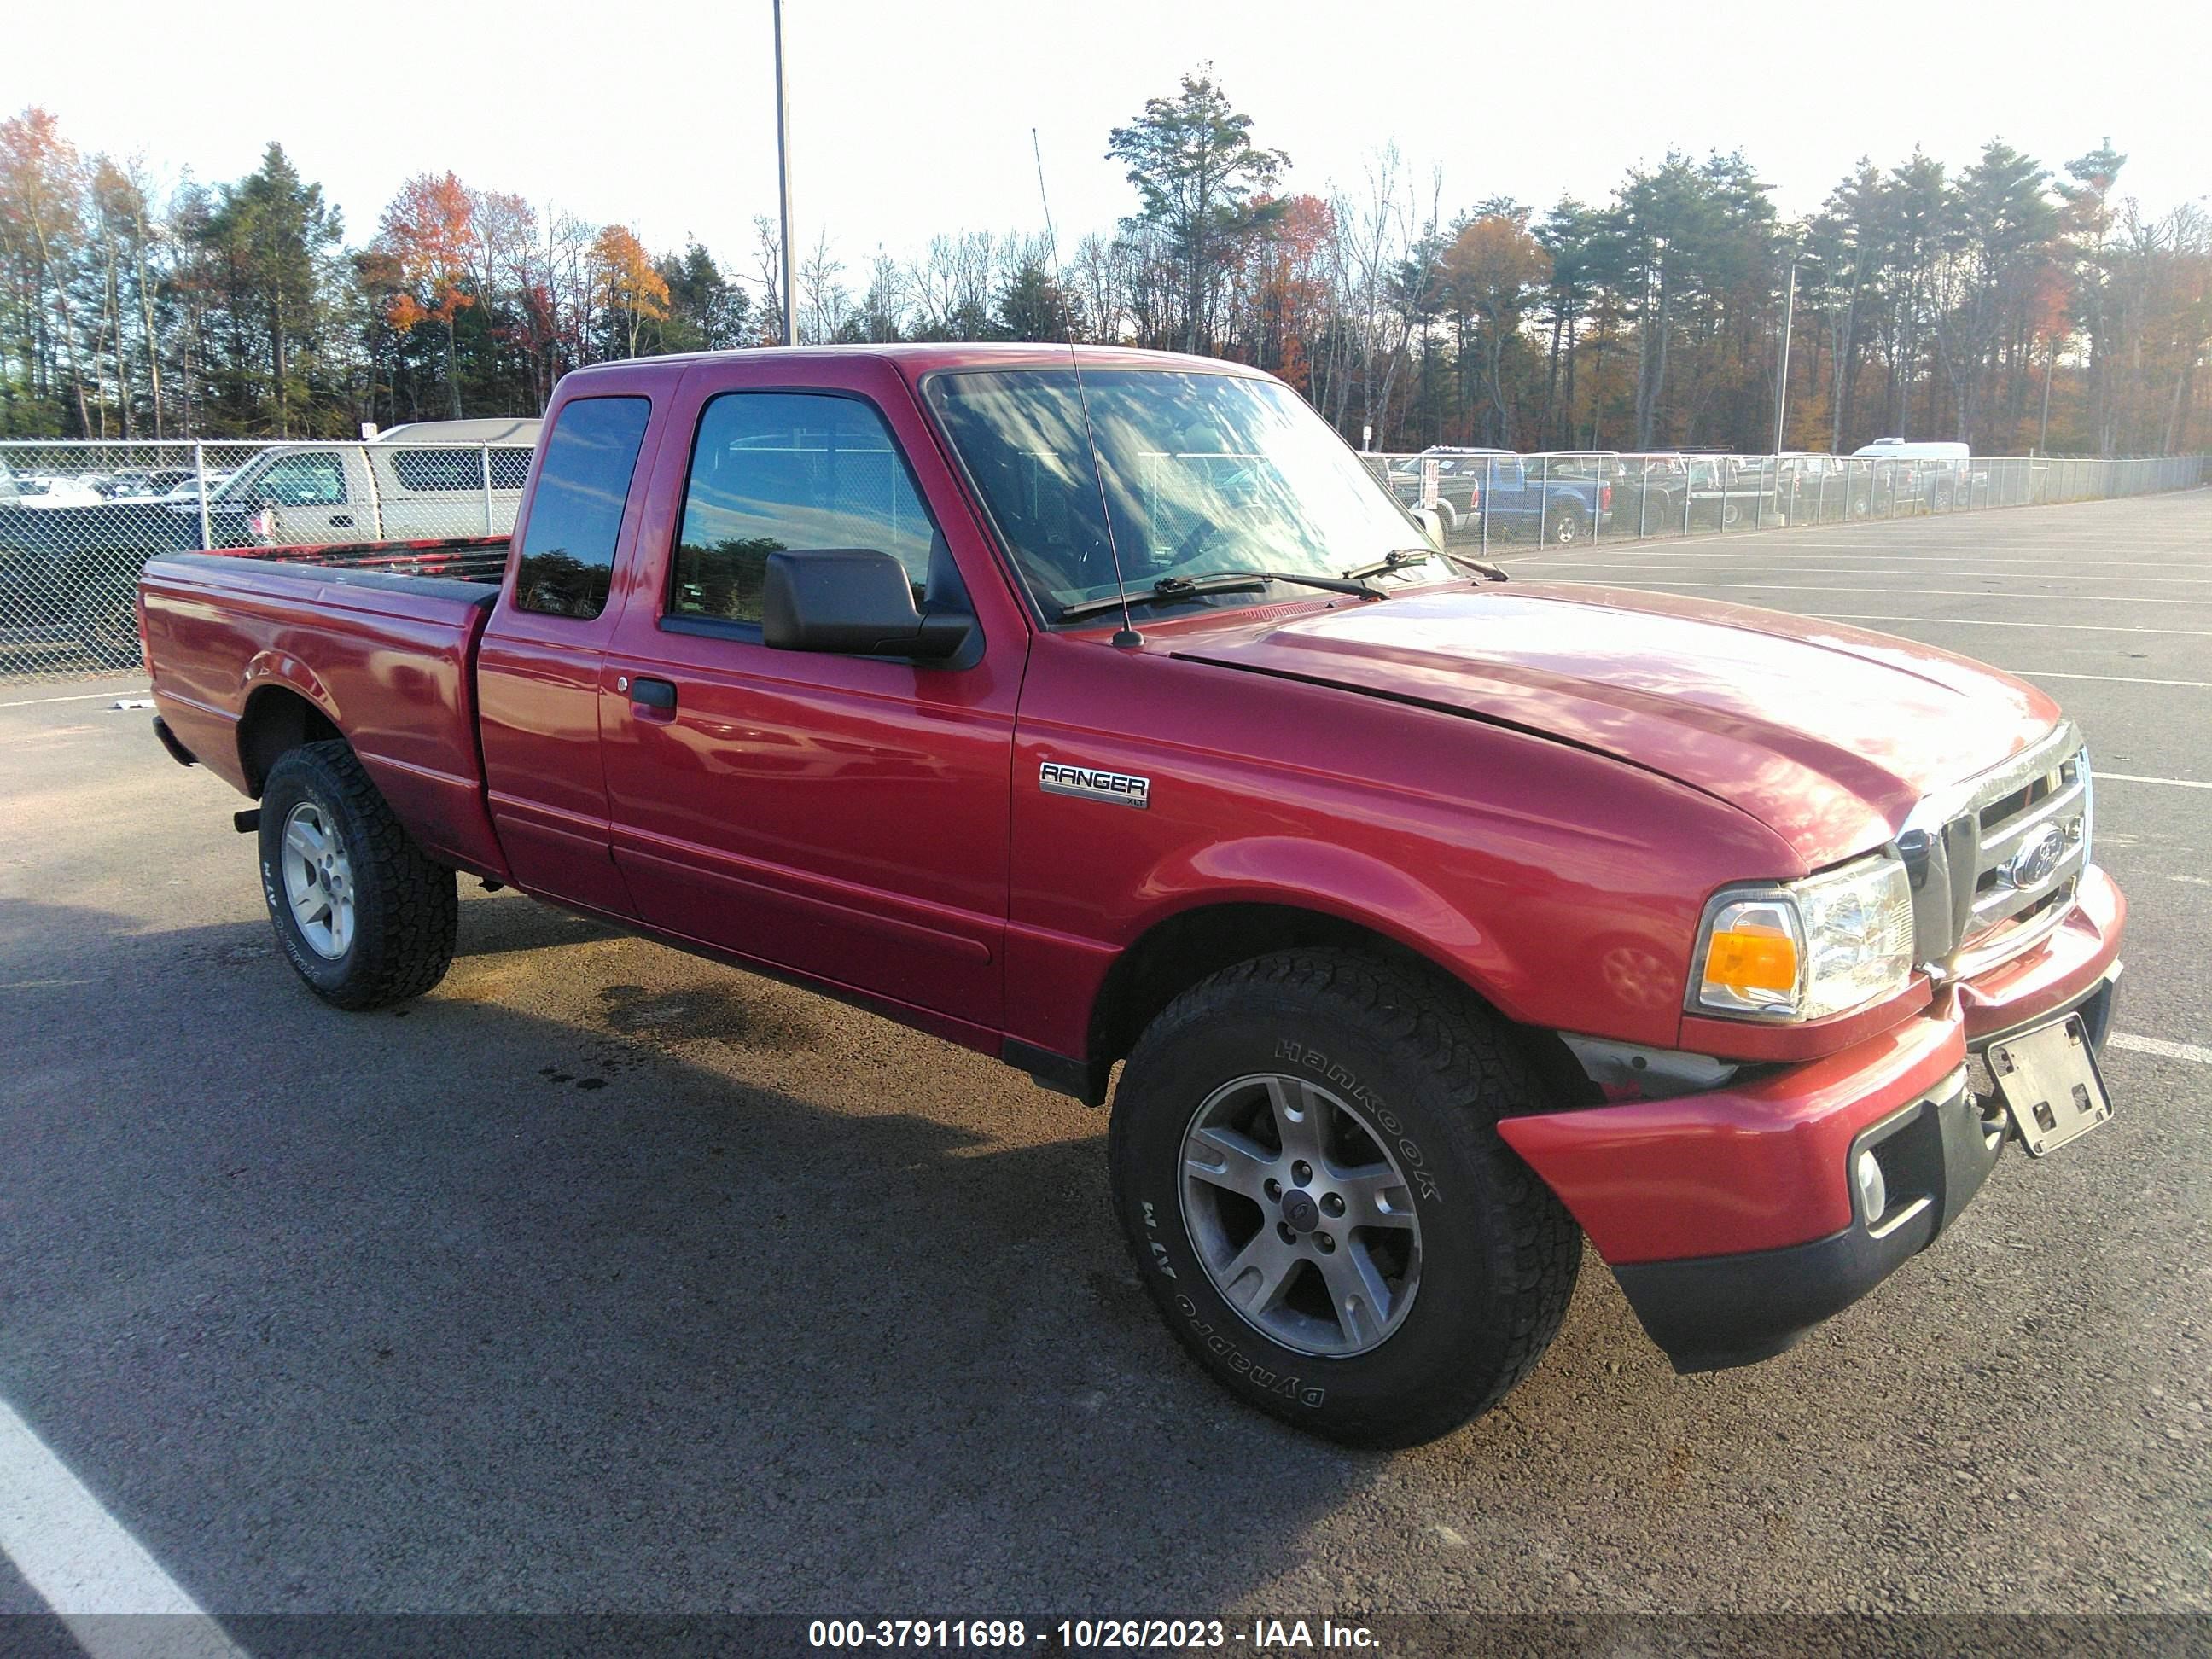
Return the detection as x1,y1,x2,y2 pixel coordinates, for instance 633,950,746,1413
330,515,353,527
627,676,678,712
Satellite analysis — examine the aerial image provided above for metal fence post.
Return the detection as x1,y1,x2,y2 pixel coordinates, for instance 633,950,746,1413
1481,457,1492,556
194,442,212,550
480,445,495,534
1538,457,1550,545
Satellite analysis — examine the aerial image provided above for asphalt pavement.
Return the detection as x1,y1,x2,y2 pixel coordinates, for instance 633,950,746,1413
1,491,2207,1626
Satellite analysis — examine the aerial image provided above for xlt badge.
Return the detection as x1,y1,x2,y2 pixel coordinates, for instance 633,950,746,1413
1040,761,1150,810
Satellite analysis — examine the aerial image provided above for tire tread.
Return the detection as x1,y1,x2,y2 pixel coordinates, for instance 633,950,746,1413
1110,947,1580,1446
263,740,457,1009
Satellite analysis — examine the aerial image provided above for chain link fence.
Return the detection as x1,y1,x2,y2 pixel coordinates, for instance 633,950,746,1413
1,437,533,684
3,435,2206,686
1360,448,2209,555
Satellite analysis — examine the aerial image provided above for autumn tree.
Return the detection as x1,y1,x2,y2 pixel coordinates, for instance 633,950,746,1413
590,224,670,358
0,108,90,433
1441,212,1550,445
373,172,475,417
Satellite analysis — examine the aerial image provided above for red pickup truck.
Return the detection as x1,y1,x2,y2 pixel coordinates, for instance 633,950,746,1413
139,345,2125,1447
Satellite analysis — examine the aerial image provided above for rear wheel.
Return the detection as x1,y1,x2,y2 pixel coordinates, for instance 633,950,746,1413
1109,948,1580,1447
1549,506,1586,546
259,740,457,1009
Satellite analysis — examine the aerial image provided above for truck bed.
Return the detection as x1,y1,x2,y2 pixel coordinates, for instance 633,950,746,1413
139,544,511,877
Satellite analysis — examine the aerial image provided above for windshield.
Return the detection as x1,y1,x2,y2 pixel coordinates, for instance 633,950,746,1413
926,367,1434,620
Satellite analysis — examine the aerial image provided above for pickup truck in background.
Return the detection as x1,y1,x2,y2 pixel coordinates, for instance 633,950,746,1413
1388,447,1611,545
140,344,2126,1447
1383,452,1482,539
195,418,538,550
1,418,536,666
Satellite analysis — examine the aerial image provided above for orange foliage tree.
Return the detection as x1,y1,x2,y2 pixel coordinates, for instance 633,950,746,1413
591,224,671,359
375,172,476,416
1438,215,1550,445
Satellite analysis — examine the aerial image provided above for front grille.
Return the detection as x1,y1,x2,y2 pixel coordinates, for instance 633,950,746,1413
1965,743,2087,946
1897,724,2090,975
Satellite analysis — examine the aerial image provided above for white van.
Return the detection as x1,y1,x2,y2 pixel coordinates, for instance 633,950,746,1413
190,417,540,548
1850,438,1975,512
1851,438,1970,462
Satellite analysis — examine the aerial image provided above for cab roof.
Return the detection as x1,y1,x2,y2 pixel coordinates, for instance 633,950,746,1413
562,341,1274,382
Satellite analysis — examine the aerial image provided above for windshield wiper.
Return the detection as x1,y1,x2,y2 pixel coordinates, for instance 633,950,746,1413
1342,546,1509,584
1340,548,1436,581
1436,548,1510,582
1057,568,1386,623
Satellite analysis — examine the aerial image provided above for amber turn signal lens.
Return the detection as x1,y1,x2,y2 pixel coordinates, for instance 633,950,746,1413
1703,927,1798,994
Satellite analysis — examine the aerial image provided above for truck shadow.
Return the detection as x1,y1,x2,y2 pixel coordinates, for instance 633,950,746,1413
7,894,1633,1613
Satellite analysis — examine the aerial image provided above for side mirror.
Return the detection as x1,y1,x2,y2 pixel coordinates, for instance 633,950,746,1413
1409,505,1445,549
761,548,974,661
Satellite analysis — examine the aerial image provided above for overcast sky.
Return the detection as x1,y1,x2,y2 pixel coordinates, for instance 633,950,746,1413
9,0,2206,277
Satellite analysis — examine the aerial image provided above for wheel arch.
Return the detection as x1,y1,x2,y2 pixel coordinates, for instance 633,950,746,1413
1076,898,1590,1113
238,682,345,797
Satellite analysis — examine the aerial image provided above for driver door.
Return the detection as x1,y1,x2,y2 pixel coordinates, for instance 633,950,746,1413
599,363,1027,1033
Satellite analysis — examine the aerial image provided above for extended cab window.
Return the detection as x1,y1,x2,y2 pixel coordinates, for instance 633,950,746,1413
670,393,941,627
514,396,651,620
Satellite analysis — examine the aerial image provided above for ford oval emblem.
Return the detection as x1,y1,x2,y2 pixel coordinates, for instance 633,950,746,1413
2005,825,2066,889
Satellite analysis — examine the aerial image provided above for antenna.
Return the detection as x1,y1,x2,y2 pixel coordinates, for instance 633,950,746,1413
1033,127,1141,649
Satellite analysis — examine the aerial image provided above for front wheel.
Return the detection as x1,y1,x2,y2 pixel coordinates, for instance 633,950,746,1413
259,740,457,1009
1109,949,1581,1447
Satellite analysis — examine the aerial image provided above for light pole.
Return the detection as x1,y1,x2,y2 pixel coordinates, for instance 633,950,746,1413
1771,259,1797,457
772,0,798,346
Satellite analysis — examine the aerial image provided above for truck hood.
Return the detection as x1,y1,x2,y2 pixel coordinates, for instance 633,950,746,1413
1167,582,2062,867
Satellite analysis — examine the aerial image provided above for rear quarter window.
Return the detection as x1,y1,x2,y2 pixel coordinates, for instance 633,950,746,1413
513,397,652,620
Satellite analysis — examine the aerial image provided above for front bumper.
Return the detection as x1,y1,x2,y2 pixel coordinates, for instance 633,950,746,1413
1499,866,2125,1373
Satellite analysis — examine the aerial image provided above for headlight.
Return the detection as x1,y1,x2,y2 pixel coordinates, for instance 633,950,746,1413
1690,850,1915,1022
2077,748,2094,867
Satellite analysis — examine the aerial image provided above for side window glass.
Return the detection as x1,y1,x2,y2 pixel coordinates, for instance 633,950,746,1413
391,447,537,492
389,449,476,492
513,396,652,620
265,454,347,505
670,392,943,627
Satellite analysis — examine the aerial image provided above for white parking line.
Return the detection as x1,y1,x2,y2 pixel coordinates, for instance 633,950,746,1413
2110,1033,2212,1066
2096,772,2212,789
0,690,148,710
2016,672,2212,689
1542,552,2212,572
1541,565,2212,583
1598,582,2212,606
0,1398,247,1654
1809,614,2212,637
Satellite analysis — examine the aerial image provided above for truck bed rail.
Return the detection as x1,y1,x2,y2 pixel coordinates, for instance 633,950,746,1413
236,534,510,583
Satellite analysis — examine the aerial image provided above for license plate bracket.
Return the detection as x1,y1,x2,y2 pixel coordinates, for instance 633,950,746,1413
1988,1014,2114,1158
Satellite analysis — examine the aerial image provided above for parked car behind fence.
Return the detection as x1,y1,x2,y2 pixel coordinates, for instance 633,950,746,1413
2,433,2203,685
